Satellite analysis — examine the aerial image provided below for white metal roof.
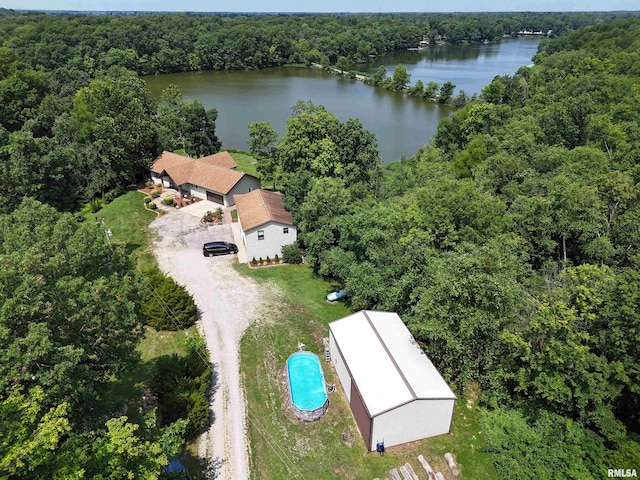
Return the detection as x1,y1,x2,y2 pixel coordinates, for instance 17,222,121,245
329,310,456,417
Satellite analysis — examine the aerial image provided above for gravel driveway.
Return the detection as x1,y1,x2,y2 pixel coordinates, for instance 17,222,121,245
151,205,269,479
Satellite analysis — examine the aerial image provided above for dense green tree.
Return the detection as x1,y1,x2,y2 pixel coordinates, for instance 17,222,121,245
481,76,507,104
389,63,411,91
0,199,189,479
247,121,280,189
439,80,456,104
278,101,379,188
424,80,440,99
453,135,487,178
370,65,387,86
498,265,640,440
157,84,221,157
143,271,198,331
408,79,424,97
0,199,145,409
70,68,158,191
151,336,211,439
481,408,607,479
0,68,49,132
87,410,186,480
0,11,629,76
335,56,350,72
408,236,527,387
0,385,71,477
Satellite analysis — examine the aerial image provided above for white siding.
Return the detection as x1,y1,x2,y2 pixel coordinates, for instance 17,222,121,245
370,399,455,450
243,221,297,262
226,175,261,206
190,185,207,200
151,173,162,185
161,175,172,188
329,331,351,402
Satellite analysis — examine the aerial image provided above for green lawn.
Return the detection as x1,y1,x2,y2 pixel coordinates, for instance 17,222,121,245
92,190,157,270
105,326,198,410
228,150,258,176
238,264,496,480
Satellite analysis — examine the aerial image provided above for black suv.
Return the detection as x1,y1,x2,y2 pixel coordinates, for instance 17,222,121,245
202,241,238,257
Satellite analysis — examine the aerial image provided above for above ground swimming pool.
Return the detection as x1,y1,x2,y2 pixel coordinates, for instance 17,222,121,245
285,351,329,421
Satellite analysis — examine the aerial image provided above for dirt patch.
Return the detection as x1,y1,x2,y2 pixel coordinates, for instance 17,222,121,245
150,209,282,480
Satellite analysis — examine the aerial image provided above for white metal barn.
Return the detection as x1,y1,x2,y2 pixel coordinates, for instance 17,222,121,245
329,310,456,451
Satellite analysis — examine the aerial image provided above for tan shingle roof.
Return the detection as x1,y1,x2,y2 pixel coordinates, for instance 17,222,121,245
199,151,238,169
190,162,245,194
150,151,247,194
234,189,293,231
150,151,192,174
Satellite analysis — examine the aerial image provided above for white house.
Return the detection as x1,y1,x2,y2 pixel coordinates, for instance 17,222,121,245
150,151,260,207
329,310,456,451
234,189,297,262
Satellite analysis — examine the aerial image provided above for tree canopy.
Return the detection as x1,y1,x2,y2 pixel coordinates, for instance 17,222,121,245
0,199,188,479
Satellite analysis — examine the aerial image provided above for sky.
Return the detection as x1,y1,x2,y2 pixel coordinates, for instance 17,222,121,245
1,0,638,12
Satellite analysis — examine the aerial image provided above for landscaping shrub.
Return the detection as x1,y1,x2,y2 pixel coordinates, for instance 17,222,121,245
185,392,211,438
144,196,152,204
282,243,302,264
143,270,198,330
148,202,157,210
150,335,212,439
80,197,106,215
203,211,215,222
104,185,126,202
150,189,160,198
161,195,174,206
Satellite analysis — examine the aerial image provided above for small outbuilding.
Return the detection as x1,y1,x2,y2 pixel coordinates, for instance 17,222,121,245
234,189,297,262
329,310,456,451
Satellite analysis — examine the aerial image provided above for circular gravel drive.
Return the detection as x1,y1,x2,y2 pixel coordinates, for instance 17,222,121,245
151,206,268,479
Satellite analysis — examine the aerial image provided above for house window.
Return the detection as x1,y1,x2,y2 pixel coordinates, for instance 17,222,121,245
283,227,289,234
258,230,265,240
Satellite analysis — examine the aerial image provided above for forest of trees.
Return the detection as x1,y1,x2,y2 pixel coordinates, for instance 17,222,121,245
0,58,221,212
248,18,640,477
1,8,640,478
1,10,638,74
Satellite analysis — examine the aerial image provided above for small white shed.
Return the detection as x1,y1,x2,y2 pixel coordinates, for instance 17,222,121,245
329,310,456,451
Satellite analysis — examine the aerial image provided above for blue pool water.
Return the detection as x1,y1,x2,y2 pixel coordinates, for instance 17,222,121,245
286,352,328,411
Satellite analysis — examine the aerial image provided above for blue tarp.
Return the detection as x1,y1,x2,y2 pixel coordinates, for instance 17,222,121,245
163,459,191,480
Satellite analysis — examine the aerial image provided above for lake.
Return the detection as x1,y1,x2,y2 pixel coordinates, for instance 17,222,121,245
144,37,540,163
